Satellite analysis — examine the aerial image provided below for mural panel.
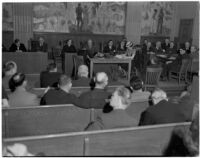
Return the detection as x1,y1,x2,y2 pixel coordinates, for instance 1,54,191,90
33,2,126,35
3,3,13,31
141,2,174,36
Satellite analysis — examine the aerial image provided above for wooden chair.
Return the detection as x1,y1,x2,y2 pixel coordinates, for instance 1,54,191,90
72,55,84,79
169,59,190,84
144,67,162,90
52,47,62,63
4,122,190,156
186,59,199,83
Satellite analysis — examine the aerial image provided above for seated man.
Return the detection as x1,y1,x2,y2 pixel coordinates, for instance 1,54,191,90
9,73,39,107
40,63,62,88
2,61,17,89
40,74,80,105
36,37,48,52
79,72,111,109
139,88,193,126
85,87,137,130
189,45,199,59
9,39,27,52
129,76,151,102
163,48,190,79
153,41,163,54
72,65,91,87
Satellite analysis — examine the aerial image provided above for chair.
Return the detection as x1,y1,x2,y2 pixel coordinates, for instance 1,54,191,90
186,59,199,83
144,67,162,90
169,59,190,84
52,47,62,63
72,55,84,79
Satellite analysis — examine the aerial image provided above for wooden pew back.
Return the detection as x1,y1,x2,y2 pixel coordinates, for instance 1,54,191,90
3,105,91,138
85,122,190,156
4,122,190,156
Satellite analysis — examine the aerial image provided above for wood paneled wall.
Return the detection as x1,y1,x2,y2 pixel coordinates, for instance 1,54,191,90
13,3,33,48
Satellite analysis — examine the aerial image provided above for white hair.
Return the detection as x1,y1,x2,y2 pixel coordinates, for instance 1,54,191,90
95,72,108,88
152,89,168,104
78,65,88,77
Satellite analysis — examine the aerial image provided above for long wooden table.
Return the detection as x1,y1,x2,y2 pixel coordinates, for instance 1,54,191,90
2,52,48,74
90,57,132,82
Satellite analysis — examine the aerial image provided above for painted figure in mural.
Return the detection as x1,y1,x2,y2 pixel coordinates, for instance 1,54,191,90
151,9,158,34
157,8,164,34
76,3,83,31
82,5,89,31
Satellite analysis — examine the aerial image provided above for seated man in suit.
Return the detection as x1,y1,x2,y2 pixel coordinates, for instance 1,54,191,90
153,41,163,54
36,37,48,52
85,86,137,130
189,45,199,59
72,65,91,87
163,48,190,79
40,74,80,105
139,88,193,126
162,38,170,51
2,61,17,89
103,40,116,54
9,39,27,52
166,41,177,54
8,73,39,107
40,63,62,88
61,39,76,54
129,76,151,102
79,72,111,109
184,41,191,54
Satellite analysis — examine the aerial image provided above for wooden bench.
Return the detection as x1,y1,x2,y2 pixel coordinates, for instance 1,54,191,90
3,99,149,138
3,104,91,138
4,122,190,156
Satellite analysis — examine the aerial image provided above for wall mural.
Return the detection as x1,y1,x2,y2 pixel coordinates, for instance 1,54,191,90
141,2,174,36
33,2,126,35
3,3,13,31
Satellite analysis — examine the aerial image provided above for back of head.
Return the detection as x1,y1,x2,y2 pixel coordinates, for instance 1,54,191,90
58,74,71,88
4,61,17,75
110,86,131,109
95,72,108,88
151,88,168,105
9,73,26,92
78,65,88,78
47,63,57,72
130,76,143,91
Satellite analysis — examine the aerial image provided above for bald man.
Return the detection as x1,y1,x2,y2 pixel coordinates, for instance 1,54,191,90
72,65,91,87
79,72,111,109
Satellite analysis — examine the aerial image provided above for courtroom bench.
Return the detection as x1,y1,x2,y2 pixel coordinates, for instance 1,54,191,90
4,122,191,156
2,104,91,138
3,99,149,138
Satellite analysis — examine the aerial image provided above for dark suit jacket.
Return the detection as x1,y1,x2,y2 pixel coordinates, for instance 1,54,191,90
79,88,111,109
85,109,137,130
162,43,170,51
153,47,163,54
62,45,76,54
9,43,27,52
40,88,80,106
36,42,48,52
72,77,91,87
103,45,116,53
40,71,62,88
139,100,193,126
